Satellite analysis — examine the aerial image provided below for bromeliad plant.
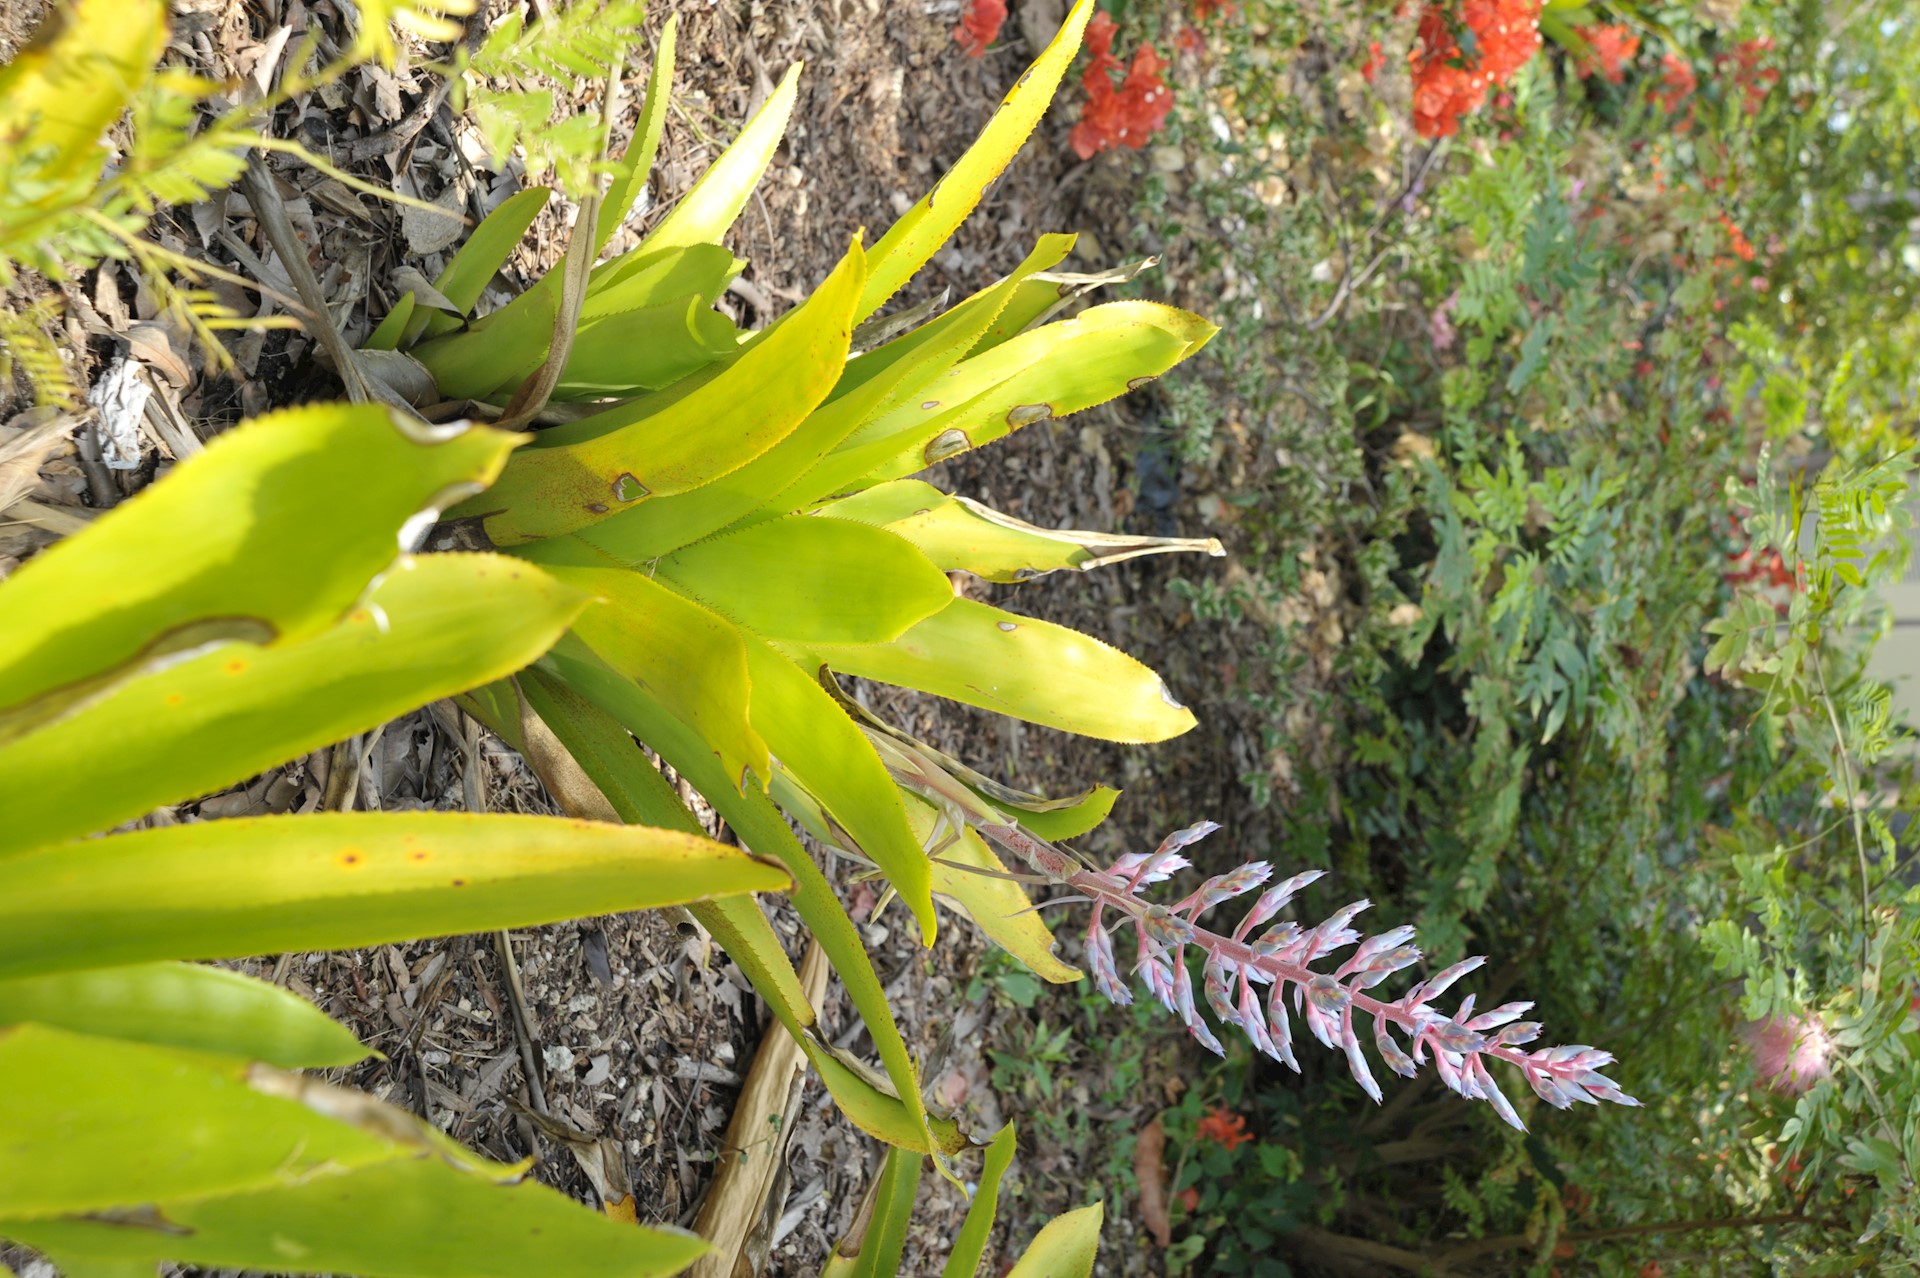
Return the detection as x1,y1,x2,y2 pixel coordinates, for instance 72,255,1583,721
352,0,1225,1165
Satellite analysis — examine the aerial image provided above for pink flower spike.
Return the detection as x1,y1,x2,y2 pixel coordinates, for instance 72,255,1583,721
1266,982,1300,1071
1155,819,1222,858
1467,1002,1534,1031
1407,956,1487,1007
1086,921,1131,1005
1235,868,1328,937
1471,1054,1526,1131
1342,1005,1383,1103
1051,824,1635,1128
1203,959,1239,1027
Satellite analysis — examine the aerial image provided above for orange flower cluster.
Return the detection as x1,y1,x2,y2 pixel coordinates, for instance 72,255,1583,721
1195,1103,1254,1151
952,0,1006,59
1572,23,1640,83
1650,52,1697,115
1070,11,1174,160
1718,213,1755,262
1409,1,1543,139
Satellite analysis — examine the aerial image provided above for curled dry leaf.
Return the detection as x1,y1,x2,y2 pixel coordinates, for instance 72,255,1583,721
1133,1112,1171,1248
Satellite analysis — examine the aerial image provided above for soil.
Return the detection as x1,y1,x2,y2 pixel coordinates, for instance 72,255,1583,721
1,2,1289,1274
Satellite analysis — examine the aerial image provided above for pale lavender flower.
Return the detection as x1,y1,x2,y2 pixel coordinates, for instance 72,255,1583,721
1033,819,1640,1130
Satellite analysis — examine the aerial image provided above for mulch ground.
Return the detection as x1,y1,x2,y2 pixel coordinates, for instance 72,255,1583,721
0,2,1300,1274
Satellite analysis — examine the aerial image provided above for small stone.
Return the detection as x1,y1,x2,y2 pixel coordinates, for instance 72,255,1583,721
542,1044,576,1073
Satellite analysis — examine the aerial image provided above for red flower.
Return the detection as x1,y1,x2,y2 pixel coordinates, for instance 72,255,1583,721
1195,1104,1253,1151
1191,0,1235,18
1651,52,1696,112
1361,40,1384,83
1573,23,1640,84
1408,1,1542,139
953,0,1006,58
1716,38,1779,114
1719,213,1755,262
1070,14,1173,159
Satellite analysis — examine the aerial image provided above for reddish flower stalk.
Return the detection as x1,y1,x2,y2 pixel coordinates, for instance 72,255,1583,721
1004,819,1638,1130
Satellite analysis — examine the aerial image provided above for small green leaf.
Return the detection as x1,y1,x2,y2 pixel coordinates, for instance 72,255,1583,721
434,187,552,317
656,514,953,646
0,406,521,747
0,554,588,856
0,813,786,980
555,294,738,397
1006,1203,1103,1278
363,290,416,350
859,0,1094,320
843,1146,923,1278
460,240,865,544
803,598,1196,743
941,1124,1019,1278
0,963,367,1068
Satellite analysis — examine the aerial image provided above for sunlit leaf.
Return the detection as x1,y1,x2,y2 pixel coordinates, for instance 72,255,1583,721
0,963,367,1069
0,813,786,980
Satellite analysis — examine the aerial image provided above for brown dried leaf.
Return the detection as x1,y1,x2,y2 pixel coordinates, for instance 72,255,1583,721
1134,1113,1172,1249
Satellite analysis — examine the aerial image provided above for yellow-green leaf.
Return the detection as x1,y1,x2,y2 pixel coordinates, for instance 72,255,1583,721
0,405,520,747
805,598,1196,744
536,644,956,1154
640,62,799,254
8,1157,705,1278
823,302,1216,495
553,570,768,792
0,813,786,980
435,186,551,316
459,239,864,544
0,0,167,238
941,1123,1018,1278
743,641,936,942
822,479,1224,582
656,514,953,646
858,0,1093,319
1007,1203,1103,1278
567,237,1073,566
0,1025,413,1220
364,289,417,349
0,1026,703,1276
0,553,588,857
593,16,676,255
0,962,367,1069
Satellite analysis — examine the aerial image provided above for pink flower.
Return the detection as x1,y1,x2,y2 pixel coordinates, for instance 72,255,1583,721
1741,1014,1832,1095
1429,291,1458,352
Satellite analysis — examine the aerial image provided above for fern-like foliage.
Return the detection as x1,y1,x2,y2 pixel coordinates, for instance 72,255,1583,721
0,0,471,405
454,0,649,194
